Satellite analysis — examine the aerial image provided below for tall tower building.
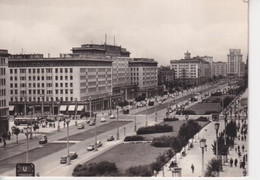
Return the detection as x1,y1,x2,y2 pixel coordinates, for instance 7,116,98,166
227,49,243,76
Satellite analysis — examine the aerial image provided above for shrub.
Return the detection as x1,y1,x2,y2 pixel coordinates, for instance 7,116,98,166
163,117,179,122
182,110,196,115
137,124,173,135
196,116,209,122
151,136,172,147
204,111,219,115
204,158,222,177
211,92,222,96
72,161,118,176
125,165,153,177
124,135,144,141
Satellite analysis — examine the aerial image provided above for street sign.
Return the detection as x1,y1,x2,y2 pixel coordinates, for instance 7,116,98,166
16,163,35,176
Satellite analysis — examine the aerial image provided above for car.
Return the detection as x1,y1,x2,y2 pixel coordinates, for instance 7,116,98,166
77,124,85,129
107,135,114,141
96,140,102,147
87,144,95,151
60,152,78,164
39,135,48,144
110,114,115,119
89,120,95,126
100,117,106,122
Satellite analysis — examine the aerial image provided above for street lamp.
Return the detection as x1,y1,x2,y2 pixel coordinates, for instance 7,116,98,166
94,112,98,151
116,107,120,140
155,96,157,122
223,111,228,145
134,107,137,132
65,118,71,165
40,94,44,115
215,122,220,158
200,138,206,176
89,97,92,124
145,98,148,126
24,125,32,163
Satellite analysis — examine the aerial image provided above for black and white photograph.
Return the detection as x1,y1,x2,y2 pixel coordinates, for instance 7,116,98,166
0,0,252,178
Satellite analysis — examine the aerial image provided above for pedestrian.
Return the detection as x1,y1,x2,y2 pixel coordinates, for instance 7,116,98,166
234,158,238,167
235,146,237,152
53,123,55,128
242,145,245,152
63,122,65,128
244,135,247,141
243,168,247,176
238,145,240,152
191,164,194,173
239,159,242,168
242,161,245,169
205,144,207,151
241,135,244,141
230,158,233,167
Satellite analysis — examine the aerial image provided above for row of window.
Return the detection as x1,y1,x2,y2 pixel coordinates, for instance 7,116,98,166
0,68,6,75
0,58,6,65
10,96,75,102
10,68,73,74
0,79,6,86
0,99,6,107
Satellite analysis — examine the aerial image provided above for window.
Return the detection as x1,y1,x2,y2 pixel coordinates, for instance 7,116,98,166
10,69,13,74
56,90,58,94
37,69,40,73
65,83,68,88
55,83,58,87
37,76,40,81
41,76,44,80
55,68,58,73
28,69,31,73
65,76,68,80
70,76,73,80
65,89,68,94
60,83,63,87
14,69,17,74
41,69,44,73
33,69,36,73
70,89,73,94
70,83,73,87
10,90,13,95
65,68,68,73
42,83,44,87
70,68,73,73
55,76,58,80
60,90,63,94
60,68,63,73
60,76,63,80
10,77,13,81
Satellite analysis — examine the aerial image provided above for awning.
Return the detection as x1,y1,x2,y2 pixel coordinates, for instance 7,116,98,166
9,106,15,111
77,105,84,111
59,105,67,111
68,105,76,111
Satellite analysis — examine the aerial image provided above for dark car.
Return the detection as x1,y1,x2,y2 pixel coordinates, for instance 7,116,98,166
39,135,48,144
60,152,78,164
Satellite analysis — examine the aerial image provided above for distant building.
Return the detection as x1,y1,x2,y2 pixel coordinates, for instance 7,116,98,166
0,49,9,136
158,66,175,86
129,58,161,97
213,61,227,77
227,49,244,77
199,56,214,78
170,51,211,86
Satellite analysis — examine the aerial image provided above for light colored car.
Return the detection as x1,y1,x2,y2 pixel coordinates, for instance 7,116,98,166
87,144,94,151
107,135,114,141
77,124,85,129
100,117,106,122
89,120,95,126
96,140,102,147
110,114,115,119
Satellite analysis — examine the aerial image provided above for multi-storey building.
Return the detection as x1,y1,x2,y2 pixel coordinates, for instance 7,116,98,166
170,51,211,86
227,49,244,77
158,66,175,86
129,58,161,97
0,49,9,135
200,56,214,78
71,43,136,100
213,61,227,77
8,54,116,115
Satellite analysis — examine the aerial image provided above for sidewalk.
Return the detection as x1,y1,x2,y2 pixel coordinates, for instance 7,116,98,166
156,89,248,177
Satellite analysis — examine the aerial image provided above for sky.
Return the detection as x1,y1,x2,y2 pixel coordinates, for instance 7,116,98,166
0,0,248,65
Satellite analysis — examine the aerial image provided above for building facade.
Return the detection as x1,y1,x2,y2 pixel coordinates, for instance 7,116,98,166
158,66,175,86
200,56,214,78
227,49,244,77
213,61,227,77
0,49,9,136
8,54,115,115
129,58,161,97
170,51,211,86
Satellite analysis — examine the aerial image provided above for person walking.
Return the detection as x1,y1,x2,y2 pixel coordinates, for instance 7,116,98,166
191,164,194,173
242,145,245,152
230,158,233,167
234,158,238,167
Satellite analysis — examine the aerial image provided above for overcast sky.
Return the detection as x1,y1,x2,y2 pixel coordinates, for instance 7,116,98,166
0,0,248,65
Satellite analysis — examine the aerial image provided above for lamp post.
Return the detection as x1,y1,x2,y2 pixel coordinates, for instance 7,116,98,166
200,138,206,176
155,96,157,122
116,107,119,140
94,112,98,151
215,122,220,158
40,94,44,115
66,118,71,165
134,107,137,132
145,99,148,126
24,125,31,163
224,111,228,145
89,97,92,123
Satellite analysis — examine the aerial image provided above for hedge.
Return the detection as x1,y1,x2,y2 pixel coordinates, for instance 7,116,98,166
124,135,144,141
137,124,173,135
163,117,179,122
196,116,209,122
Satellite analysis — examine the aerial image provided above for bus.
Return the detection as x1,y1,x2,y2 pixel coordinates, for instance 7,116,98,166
14,117,38,126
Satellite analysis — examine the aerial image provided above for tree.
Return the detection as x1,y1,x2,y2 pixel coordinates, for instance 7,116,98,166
226,121,237,140
125,165,153,177
205,158,222,177
13,127,20,144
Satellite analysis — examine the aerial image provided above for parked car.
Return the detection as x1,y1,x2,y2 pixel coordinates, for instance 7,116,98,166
39,135,48,144
96,140,102,147
60,152,78,164
87,144,95,151
77,124,85,129
110,114,115,119
100,117,106,122
89,120,95,126
107,135,114,141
